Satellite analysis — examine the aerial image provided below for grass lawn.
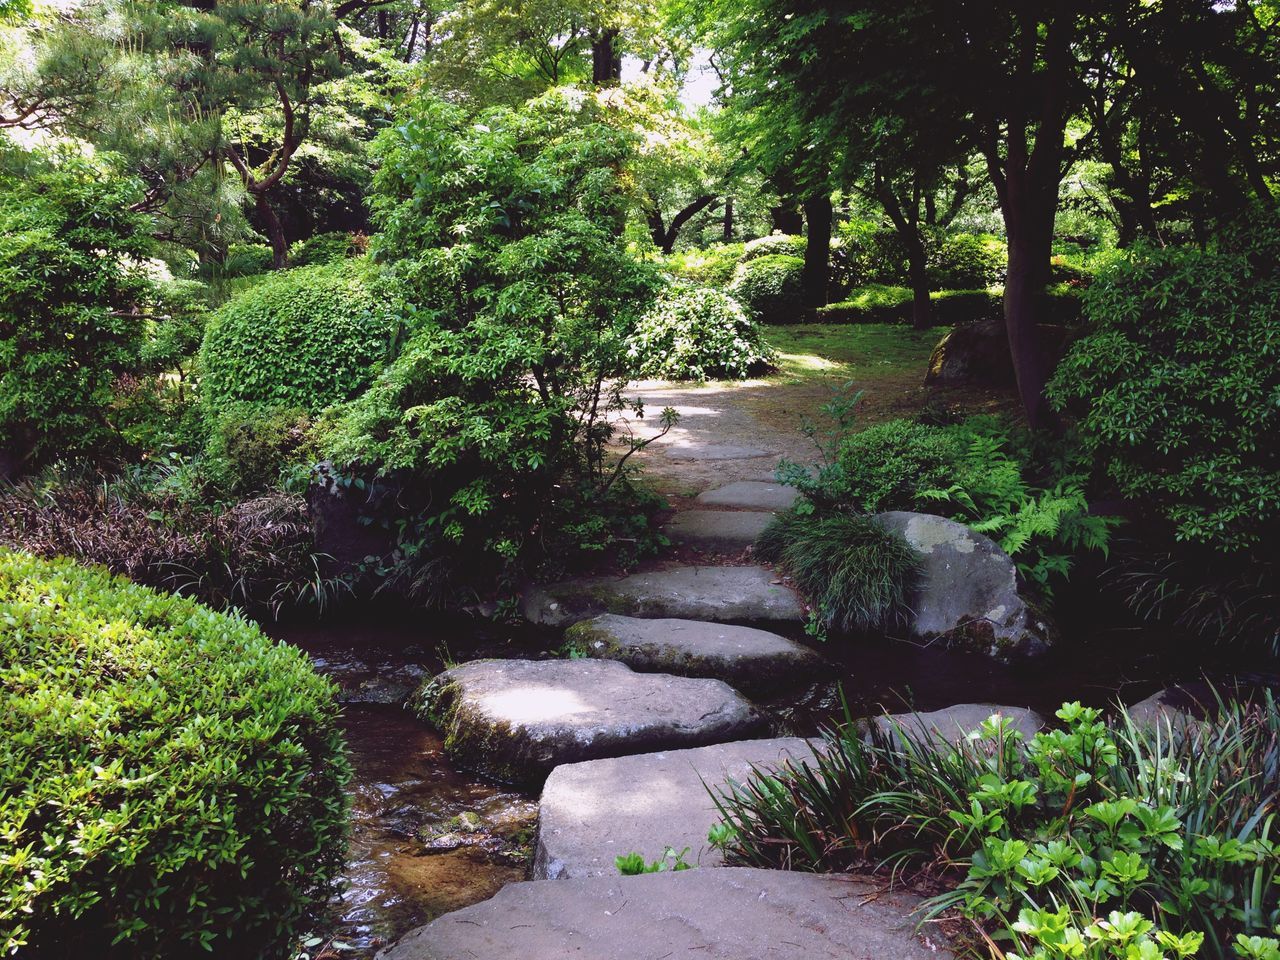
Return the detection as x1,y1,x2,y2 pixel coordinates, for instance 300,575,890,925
765,323,946,385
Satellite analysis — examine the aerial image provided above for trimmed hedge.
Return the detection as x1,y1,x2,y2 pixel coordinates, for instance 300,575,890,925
289,231,362,268
0,550,350,958
740,233,807,262
729,253,806,324
815,286,1081,327
200,259,402,416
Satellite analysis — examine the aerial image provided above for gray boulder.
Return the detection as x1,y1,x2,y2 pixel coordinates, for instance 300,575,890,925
377,868,953,960
533,738,815,879
562,615,823,696
410,659,765,784
520,564,804,627
876,511,1056,661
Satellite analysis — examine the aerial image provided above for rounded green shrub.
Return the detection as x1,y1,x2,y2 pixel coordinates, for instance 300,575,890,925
289,230,361,268
820,418,966,513
626,285,776,381
728,253,806,324
200,259,402,416
206,402,315,494
739,233,807,262
0,550,350,959
928,232,1005,289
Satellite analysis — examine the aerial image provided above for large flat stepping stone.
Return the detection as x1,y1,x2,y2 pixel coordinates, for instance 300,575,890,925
533,738,815,879
872,703,1046,747
378,867,952,960
562,615,822,697
663,441,770,460
665,509,774,552
697,480,800,511
520,565,804,627
409,659,765,784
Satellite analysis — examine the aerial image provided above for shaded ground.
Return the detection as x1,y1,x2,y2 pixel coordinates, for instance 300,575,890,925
615,323,1017,499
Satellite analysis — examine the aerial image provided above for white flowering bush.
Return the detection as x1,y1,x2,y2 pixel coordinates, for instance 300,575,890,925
627,285,777,381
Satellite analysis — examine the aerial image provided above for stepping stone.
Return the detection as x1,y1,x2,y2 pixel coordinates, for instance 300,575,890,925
871,703,1046,748
409,659,765,784
696,480,800,511
377,867,952,960
562,615,823,697
533,738,815,880
520,565,804,627
875,511,1057,661
665,509,774,552
663,442,770,461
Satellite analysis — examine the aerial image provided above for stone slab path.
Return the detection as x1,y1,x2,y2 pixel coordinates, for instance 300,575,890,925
411,659,765,783
696,479,800,511
665,508,775,552
377,867,952,960
520,564,804,627
562,614,823,696
533,738,815,879
872,702,1046,747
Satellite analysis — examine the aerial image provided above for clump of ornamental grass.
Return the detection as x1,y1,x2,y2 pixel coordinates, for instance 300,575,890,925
755,508,919,634
709,693,1280,960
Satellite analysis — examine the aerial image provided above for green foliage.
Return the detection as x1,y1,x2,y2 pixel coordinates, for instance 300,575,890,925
200,259,402,417
1047,217,1280,555
740,233,807,262
289,230,363,268
626,284,776,381
928,232,1005,289
0,465,342,615
0,550,350,959
755,509,919,634
320,88,671,599
615,847,694,875
0,148,151,471
220,242,274,277
206,404,315,495
713,697,1280,960
833,219,911,287
728,252,805,324
815,286,1004,326
777,393,1116,592
658,242,745,286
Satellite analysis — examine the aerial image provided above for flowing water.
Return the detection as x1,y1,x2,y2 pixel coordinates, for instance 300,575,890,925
264,603,1273,957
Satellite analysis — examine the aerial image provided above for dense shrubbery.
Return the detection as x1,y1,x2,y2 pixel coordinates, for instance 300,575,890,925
0,466,336,614
778,398,1116,592
289,230,364,267
0,148,151,472
755,509,919,633
0,551,350,958
318,89,670,601
1048,217,1280,555
657,242,744,286
219,242,274,277
729,252,806,323
927,231,1005,288
206,403,314,495
833,219,910,287
713,698,1280,960
626,285,776,381
200,259,402,417
739,232,807,261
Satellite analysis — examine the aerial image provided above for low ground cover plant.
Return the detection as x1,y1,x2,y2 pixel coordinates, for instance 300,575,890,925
0,551,350,958
711,697,1280,960
626,284,776,381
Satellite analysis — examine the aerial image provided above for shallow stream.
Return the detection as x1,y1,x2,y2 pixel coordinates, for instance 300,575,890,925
266,606,1273,957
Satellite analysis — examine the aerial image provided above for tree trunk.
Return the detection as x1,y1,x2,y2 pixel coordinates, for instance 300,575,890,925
722,196,734,242
770,204,803,235
905,230,931,329
648,195,719,254
1001,179,1058,428
255,191,289,269
591,30,622,87
801,194,832,309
